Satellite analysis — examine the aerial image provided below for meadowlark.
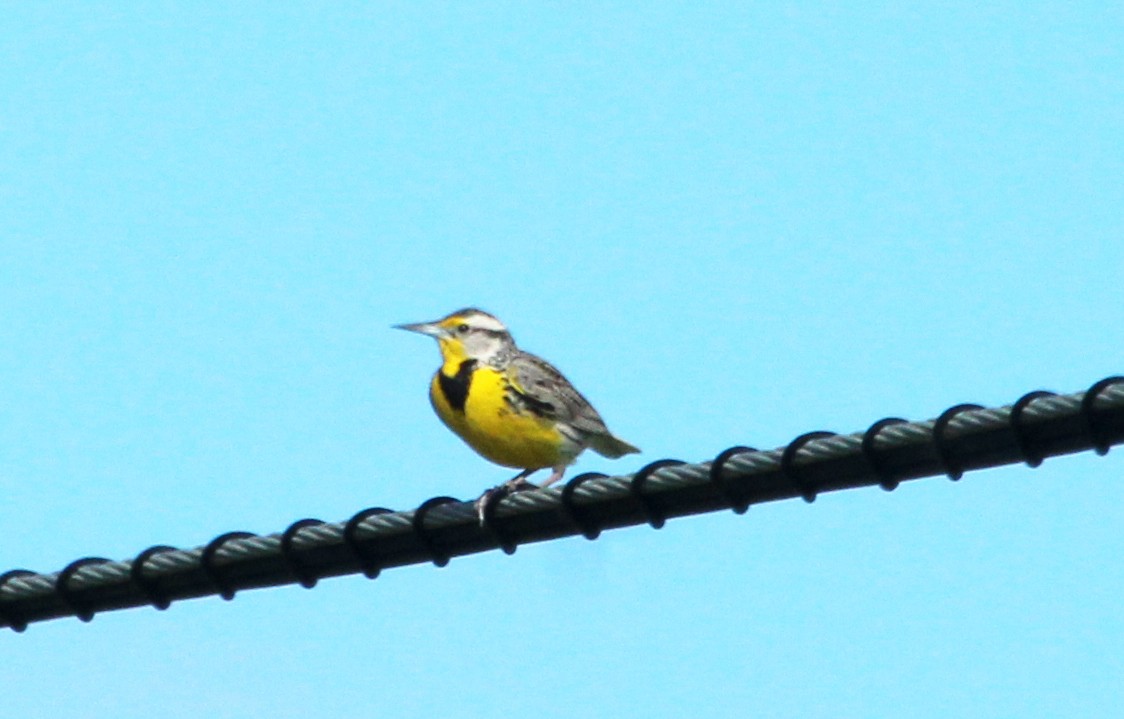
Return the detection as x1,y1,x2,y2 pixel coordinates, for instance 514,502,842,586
396,308,640,515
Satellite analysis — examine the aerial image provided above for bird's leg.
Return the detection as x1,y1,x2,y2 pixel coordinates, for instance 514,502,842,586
537,465,567,489
475,468,540,525
503,468,540,492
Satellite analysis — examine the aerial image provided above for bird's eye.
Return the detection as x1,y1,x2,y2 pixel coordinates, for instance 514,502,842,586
457,323,470,334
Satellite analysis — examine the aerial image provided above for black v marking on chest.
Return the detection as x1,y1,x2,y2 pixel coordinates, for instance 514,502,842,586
438,359,477,413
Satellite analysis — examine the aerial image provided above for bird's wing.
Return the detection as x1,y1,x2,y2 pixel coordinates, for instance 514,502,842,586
506,353,613,437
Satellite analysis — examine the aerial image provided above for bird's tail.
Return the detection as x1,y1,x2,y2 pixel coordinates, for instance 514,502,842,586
588,433,641,459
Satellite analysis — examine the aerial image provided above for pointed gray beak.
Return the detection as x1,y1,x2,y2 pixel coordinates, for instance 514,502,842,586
393,321,448,339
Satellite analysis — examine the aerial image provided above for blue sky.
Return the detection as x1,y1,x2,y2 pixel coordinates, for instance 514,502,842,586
2,3,1122,717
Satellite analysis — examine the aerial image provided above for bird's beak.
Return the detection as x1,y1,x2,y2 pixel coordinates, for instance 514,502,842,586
393,321,448,339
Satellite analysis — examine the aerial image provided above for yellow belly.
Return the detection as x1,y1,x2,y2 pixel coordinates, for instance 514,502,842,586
429,366,567,470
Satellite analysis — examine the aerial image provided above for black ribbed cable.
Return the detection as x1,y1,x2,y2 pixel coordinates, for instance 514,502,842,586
1,376,1121,632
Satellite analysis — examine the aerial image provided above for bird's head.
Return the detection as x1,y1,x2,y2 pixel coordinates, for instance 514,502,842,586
395,308,515,366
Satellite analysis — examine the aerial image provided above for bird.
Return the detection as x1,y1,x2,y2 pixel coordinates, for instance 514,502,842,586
395,308,640,517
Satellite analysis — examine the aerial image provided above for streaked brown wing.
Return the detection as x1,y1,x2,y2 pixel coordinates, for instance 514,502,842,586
506,352,612,437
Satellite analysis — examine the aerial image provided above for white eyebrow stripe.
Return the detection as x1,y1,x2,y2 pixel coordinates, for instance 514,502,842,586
467,314,508,332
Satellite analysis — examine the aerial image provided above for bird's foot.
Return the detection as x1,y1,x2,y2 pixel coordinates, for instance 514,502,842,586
475,473,540,525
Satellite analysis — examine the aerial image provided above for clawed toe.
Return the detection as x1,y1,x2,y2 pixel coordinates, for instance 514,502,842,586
475,475,541,525
504,475,539,493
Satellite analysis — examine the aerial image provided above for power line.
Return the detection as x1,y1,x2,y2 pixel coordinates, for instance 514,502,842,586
1,376,1121,632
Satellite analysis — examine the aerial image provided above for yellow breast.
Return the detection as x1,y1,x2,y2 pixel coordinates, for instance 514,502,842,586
429,364,568,470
